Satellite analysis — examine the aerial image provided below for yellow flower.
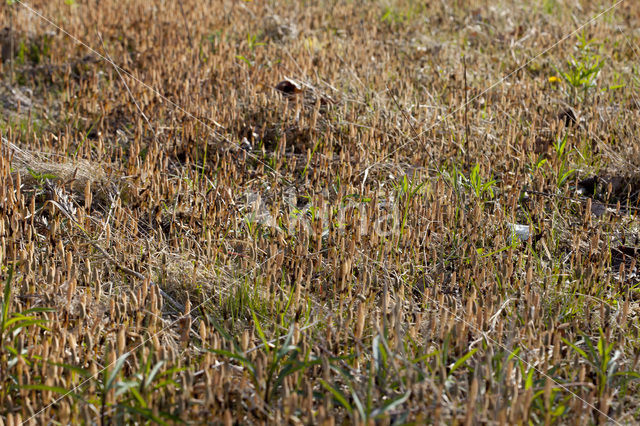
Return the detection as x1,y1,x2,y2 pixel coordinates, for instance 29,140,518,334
548,76,561,83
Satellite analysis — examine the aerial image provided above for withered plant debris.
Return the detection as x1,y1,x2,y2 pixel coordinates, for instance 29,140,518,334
533,135,552,154
1,1,639,425
557,106,578,127
577,174,640,210
275,78,303,98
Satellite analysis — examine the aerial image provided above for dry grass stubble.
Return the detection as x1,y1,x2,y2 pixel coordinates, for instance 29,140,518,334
0,0,639,424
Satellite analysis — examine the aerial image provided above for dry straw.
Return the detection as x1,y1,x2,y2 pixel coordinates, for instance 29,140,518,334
0,0,638,424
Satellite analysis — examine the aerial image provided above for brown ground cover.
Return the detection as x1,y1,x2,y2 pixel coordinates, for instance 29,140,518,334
0,0,639,424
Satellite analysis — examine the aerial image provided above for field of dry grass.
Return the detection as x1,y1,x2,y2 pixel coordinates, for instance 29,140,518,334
1,0,639,424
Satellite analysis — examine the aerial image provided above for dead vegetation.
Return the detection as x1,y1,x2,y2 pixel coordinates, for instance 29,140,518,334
0,0,639,424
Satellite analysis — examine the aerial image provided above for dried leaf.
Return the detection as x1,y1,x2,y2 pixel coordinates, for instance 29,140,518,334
275,79,303,98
